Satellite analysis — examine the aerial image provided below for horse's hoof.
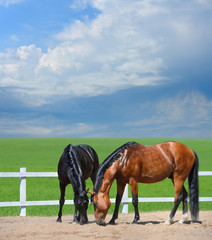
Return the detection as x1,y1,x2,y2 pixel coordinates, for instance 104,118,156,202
109,220,116,225
56,219,62,223
131,220,138,225
80,219,88,225
179,215,188,224
165,218,174,225
179,213,188,224
179,219,185,224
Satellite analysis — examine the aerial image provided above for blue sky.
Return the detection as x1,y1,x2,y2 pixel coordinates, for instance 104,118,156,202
0,0,212,138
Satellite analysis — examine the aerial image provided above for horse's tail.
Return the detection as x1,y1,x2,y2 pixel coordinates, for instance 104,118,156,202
188,151,199,221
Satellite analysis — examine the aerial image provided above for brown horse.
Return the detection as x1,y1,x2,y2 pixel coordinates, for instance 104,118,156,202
88,141,199,225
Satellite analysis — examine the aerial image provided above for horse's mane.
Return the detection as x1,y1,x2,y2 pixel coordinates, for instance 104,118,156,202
94,142,139,193
62,144,85,192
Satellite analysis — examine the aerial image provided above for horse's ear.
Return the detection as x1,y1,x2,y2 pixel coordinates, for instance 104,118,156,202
86,189,96,196
86,189,96,203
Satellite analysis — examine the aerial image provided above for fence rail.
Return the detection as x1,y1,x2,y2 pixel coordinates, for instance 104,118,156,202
0,168,212,216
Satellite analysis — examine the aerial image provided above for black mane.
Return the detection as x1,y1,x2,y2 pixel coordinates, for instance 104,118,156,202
94,142,139,193
59,144,85,192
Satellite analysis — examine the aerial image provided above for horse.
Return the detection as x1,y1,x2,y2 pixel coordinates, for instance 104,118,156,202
56,144,99,224
88,141,199,226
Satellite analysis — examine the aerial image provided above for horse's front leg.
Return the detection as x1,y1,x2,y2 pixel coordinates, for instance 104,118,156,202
73,206,79,222
73,194,80,222
129,178,140,224
109,180,126,225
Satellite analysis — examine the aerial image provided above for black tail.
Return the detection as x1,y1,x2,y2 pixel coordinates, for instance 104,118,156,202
188,151,199,221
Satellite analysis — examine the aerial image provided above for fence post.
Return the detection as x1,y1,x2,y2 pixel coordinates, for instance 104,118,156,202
20,168,26,216
122,184,128,213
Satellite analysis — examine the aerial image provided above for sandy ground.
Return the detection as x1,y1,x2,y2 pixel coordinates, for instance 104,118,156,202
0,211,212,240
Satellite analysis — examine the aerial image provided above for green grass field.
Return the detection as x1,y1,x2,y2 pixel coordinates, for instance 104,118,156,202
0,138,211,216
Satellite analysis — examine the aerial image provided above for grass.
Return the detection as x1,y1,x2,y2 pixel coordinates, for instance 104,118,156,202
0,138,211,216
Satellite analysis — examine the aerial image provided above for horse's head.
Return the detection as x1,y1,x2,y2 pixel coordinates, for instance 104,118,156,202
88,190,111,226
75,191,89,224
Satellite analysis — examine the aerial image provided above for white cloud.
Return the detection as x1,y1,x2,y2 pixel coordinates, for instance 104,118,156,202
0,45,47,106
0,45,42,87
0,0,24,7
10,35,19,41
126,92,212,137
0,0,211,107
195,0,212,6
0,118,52,136
156,92,212,124
0,0,167,106
70,0,88,10
52,122,109,137
37,0,168,97
0,117,108,137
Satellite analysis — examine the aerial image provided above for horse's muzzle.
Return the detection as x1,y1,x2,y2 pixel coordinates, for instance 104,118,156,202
80,216,88,225
96,218,106,226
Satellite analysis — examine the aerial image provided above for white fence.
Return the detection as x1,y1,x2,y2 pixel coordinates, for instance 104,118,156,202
0,168,212,216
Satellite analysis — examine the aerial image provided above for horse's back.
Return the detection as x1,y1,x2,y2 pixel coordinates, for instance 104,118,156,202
58,144,99,183
76,144,98,164
124,141,195,183
76,144,99,179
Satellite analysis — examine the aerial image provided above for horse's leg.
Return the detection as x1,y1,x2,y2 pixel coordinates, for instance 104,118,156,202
73,206,79,222
129,178,140,224
57,182,66,222
109,180,126,225
73,193,80,222
165,176,185,225
179,186,188,224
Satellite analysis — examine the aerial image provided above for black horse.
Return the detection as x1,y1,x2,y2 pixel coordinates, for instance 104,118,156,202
56,144,99,224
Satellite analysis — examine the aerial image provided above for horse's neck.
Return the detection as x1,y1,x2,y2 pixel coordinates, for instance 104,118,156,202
73,182,85,195
98,170,116,195
70,172,85,194
74,186,84,196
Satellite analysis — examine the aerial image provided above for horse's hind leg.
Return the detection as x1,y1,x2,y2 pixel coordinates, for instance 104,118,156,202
179,186,188,224
165,176,185,225
129,178,140,224
109,180,126,225
57,182,66,223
